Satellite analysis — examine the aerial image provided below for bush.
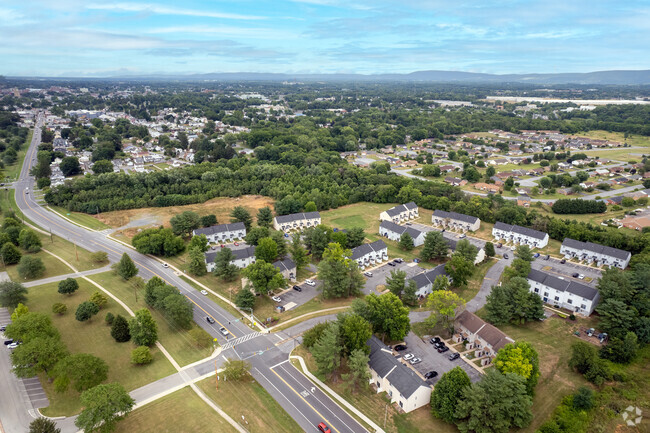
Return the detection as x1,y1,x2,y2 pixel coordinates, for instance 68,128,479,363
89,291,108,309
75,301,99,322
17,256,46,279
1,242,22,265
52,303,67,315
131,346,153,365
110,314,131,342
58,278,79,295
90,251,108,264
105,312,115,325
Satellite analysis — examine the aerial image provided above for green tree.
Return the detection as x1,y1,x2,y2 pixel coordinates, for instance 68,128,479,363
58,278,79,295
52,303,67,315
222,358,251,381
485,277,543,325
92,159,113,174
230,206,253,230
212,247,239,281
445,254,473,287
270,230,287,257
189,234,209,252
200,214,217,227
255,237,278,263
18,229,42,253
304,201,318,212
431,274,450,292
129,309,158,346
17,256,45,279
289,233,309,273
399,232,415,251
60,156,81,176
110,315,131,343
346,227,366,248
355,293,410,342
117,253,138,280
131,346,153,365
162,294,193,330
76,301,100,322
600,331,638,364
4,312,59,343
402,279,419,306
242,260,285,295
425,290,466,336
386,270,406,298
596,299,636,339
0,242,21,264
421,231,449,261
342,349,371,393
303,322,331,349
318,243,364,299
338,313,372,355
431,366,471,423
235,288,255,310
454,370,533,433
515,245,534,262
311,322,341,376
104,312,114,325
10,337,68,377
11,302,28,321
494,342,540,395
169,211,200,237
572,386,594,411
75,383,135,433
90,251,108,264
501,258,531,282
188,247,207,276
29,418,61,433
53,353,108,392
256,206,273,228
455,239,478,263
303,225,331,260
244,227,270,245
89,291,108,309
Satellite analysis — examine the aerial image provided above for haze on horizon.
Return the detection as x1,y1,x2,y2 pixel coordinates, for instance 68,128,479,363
1,0,649,78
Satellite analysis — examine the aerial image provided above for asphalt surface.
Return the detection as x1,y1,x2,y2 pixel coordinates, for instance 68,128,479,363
363,260,423,294
531,256,602,287
2,113,369,433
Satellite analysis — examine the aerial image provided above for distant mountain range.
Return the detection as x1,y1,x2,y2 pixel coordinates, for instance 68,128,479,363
9,70,650,85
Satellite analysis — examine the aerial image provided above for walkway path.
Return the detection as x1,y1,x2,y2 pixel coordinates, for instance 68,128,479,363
23,265,112,287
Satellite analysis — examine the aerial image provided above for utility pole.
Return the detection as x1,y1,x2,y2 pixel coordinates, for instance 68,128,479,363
75,243,79,261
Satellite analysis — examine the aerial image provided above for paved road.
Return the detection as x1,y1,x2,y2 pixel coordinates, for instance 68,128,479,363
466,255,511,313
3,113,368,433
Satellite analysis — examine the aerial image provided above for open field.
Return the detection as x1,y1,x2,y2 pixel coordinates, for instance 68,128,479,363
575,130,650,148
5,249,75,282
114,387,238,433
198,375,302,433
48,206,111,231
93,195,274,232
87,272,214,367
26,279,176,416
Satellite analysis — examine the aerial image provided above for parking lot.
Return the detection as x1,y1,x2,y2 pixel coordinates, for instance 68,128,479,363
363,260,423,294
276,279,321,310
402,332,483,385
531,256,602,287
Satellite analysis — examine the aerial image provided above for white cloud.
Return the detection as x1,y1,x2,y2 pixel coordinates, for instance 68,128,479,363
145,25,296,39
86,3,266,20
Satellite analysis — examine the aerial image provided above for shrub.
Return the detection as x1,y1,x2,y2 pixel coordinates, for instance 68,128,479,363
57,278,79,295
105,312,115,325
90,251,108,264
110,315,131,342
52,303,67,315
17,256,45,279
89,291,108,309
131,346,153,365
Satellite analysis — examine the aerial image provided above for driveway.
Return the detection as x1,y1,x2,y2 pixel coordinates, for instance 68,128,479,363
531,257,602,287
402,332,482,385
466,256,511,313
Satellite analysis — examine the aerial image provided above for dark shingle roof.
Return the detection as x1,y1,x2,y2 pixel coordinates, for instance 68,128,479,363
350,240,387,260
527,269,598,301
379,221,423,239
233,246,256,260
274,212,321,225
194,222,245,236
408,264,447,289
433,210,479,225
273,257,296,273
562,238,630,261
493,221,547,241
384,202,418,217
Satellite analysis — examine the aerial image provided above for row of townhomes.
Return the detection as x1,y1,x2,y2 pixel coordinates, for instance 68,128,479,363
408,264,448,297
431,210,481,232
560,238,631,269
368,336,432,413
350,240,389,270
379,202,419,224
492,222,549,248
527,269,600,316
445,238,486,265
453,310,515,366
379,221,426,246
272,212,321,232
204,247,297,281
193,222,246,243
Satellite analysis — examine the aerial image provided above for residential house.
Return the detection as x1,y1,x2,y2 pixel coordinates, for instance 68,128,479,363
473,182,501,193
273,257,297,282
367,337,432,413
193,222,246,244
557,188,573,196
453,310,514,366
379,221,426,247
204,246,256,272
527,269,600,316
620,215,650,231
445,238,485,265
492,222,549,248
496,171,515,180
273,212,321,232
379,202,419,224
490,176,505,186
350,240,388,270
605,196,624,205
438,165,456,173
444,177,467,186
517,195,531,208
560,238,631,269
431,210,481,232
407,264,448,297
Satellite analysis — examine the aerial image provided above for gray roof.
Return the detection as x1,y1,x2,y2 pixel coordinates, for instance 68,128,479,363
408,264,447,289
367,336,428,399
233,246,256,260
379,220,422,239
561,238,631,261
350,240,387,260
274,212,321,225
527,269,598,301
433,210,479,225
384,202,417,217
194,222,245,237
493,221,547,241
273,257,296,272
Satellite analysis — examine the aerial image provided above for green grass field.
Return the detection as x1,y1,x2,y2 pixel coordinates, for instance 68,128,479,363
198,376,302,433
4,249,74,282
2,129,33,181
87,272,214,366
576,130,650,148
114,387,238,433
26,279,177,417
48,206,111,231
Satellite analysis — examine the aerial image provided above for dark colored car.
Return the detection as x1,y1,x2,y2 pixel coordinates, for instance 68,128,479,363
387,262,396,267
560,259,566,264
503,253,509,259
424,371,438,379
572,273,579,278
4,339,14,345
394,258,403,263
496,243,502,248
433,341,444,349
293,285,302,292
429,337,441,344
394,344,407,351
206,316,215,324
448,352,460,361
437,345,449,353
544,255,550,260
0,325,6,332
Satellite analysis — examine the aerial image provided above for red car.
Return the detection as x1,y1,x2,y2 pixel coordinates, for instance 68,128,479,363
317,423,331,433
220,244,225,248
234,242,239,246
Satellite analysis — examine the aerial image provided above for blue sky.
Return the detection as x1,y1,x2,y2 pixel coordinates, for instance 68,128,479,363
1,0,649,77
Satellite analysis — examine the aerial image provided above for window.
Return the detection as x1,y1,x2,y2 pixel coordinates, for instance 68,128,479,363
567,299,573,304
399,401,403,408
543,292,549,297
581,304,586,310
554,296,560,301
534,288,539,293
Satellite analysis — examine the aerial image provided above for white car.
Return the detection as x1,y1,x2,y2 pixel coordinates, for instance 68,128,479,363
162,263,169,268
459,234,466,239
403,353,414,361
200,290,208,295
7,342,19,350
578,274,585,280
271,296,282,303
219,327,229,336
305,279,316,286
363,271,373,277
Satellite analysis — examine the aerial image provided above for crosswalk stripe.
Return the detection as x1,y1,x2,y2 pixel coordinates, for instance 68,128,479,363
221,332,262,350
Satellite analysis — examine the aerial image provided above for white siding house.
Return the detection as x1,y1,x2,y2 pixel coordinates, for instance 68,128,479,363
205,246,256,272
445,238,485,265
272,212,321,232
432,210,481,232
560,238,631,269
527,269,600,316
379,220,426,246
379,202,419,224
453,310,514,366
193,222,246,244
492,222,549,248
350,240,388,270
273,258,297,282
408,264,448,297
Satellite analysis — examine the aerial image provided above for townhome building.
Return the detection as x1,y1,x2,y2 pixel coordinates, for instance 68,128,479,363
193,222,246,244
379,221,426,247
379,202,419,224
445,238,485,265
273,212,321,232
350,240,388,270
453,310,514,366
408,264,448,297
204,246,256,272
273,257,297,282
431,210,481,232
367,336,432,413
527,269,600,316
560,238,631,269
492,222,549,248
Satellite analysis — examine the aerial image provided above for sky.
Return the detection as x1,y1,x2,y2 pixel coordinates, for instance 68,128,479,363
1,0,649,77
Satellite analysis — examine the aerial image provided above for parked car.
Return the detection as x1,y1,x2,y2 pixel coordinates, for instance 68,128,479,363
305,279,316,286
587,328,595,337
572,273,580,278
234,242,239,246
220,244,225,248
317,422,331,433
387,262,396,267
219,327,229,336
424,371,438,379
405,222,412,226
503,254,509,259
448,352,460,361
206,316,215,324
162,262,169,268
284,233,289,238
293,285,302,292
271,296,282,303
394,344,407,351
459,234,466,239
560,259,566,264
545,255,550,260
394,258,403,263
496,243,502,248
363,271,373,277
413,258,420,263
8,342,19,350
433,341,445,349
533,253,540,258
409,357,422,365
403,353,414,361
211,245,217,250
437,346,449,353
578,274,585,279
276,305,285,312
200,290,208,295
429,337,441,344
0,325,6,332
510,246,516,251
4,339,14,345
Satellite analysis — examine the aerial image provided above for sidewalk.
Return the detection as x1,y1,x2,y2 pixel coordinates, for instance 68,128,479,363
23,265,112,287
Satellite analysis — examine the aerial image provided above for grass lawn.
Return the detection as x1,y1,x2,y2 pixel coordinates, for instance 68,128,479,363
575,130,650,149
114,387,238,433
26,279,176,417
2,129,33,181
4,249,76,282
87,272,214,367
291,345,457,433
198,376,302,433
48,206,111,231
456,259,497,302
258,294,353,328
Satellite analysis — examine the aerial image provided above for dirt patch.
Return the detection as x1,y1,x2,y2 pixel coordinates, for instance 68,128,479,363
93,195,275,231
